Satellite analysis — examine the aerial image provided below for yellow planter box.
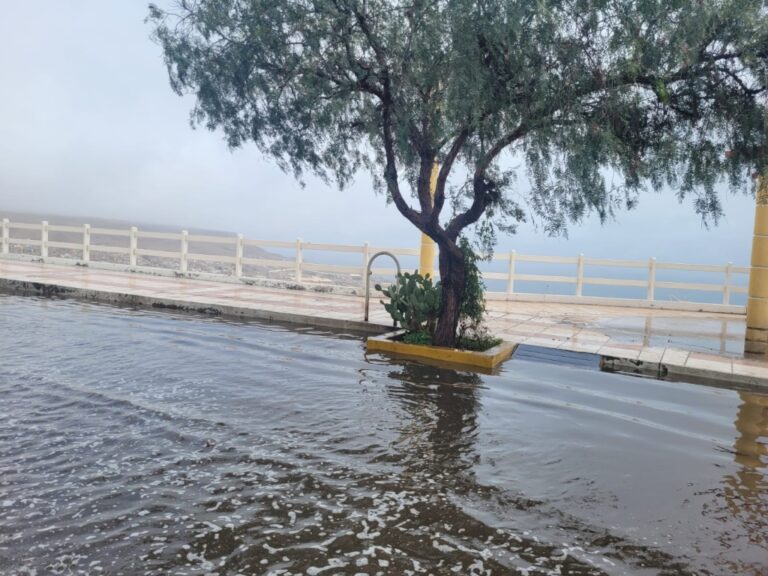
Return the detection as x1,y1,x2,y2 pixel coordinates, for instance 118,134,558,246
366,330,516,370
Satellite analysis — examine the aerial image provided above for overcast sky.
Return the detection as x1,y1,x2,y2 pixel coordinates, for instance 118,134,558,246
0,1,756,264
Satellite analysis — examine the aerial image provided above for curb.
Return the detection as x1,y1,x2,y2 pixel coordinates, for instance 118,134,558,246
0,277,389,335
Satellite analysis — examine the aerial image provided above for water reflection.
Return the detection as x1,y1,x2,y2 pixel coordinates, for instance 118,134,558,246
723,392,768,548
378,359,720,575
600,315,745,355
386,364,482,485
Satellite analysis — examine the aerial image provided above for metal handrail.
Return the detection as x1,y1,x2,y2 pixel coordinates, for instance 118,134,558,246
364,251,401,323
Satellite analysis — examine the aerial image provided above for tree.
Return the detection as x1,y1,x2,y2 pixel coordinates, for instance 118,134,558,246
149,0,768,347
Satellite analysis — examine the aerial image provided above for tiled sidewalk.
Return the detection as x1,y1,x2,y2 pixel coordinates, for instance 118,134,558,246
1,259,767,389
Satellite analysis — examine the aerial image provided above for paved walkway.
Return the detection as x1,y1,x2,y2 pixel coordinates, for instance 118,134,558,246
1,259,767,389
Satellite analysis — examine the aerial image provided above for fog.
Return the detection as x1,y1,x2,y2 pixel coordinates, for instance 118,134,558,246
0,1,755,265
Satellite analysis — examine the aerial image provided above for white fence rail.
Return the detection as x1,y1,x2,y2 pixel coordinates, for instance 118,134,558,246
483,250,749,313
0,218,750,314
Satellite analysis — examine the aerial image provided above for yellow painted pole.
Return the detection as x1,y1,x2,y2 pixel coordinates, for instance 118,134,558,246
419,162,439,278
745,176,768,354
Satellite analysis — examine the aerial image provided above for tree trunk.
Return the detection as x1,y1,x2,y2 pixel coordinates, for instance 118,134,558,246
433,242,465,347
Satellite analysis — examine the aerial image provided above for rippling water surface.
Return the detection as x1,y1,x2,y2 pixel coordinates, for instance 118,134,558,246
0,295,766,575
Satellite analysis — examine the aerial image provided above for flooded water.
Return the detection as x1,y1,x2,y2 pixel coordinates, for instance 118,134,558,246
0,295,766,576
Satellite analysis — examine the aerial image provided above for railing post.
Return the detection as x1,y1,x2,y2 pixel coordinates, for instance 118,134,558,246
235,233,244,278
41,220,49,259
506,250,516,295
82,224,91,263
719,319,728,354
295,237,303,283
1,218,9,255
361,241,370,291
575,253,585,297
723,262,733,305
180,230,189,274
643,316,653,347
129,226,138,267
647,257,657,301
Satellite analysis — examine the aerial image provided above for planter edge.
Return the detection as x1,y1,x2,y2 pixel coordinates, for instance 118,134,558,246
366,330,517,370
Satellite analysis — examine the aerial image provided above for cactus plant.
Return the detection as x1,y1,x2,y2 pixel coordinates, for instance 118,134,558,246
375,272,441,335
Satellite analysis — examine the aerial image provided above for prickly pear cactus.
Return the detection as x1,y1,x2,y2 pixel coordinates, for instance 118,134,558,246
375,272,441,334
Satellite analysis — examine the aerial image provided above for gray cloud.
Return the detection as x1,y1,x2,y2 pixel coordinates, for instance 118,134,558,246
0,0,755,264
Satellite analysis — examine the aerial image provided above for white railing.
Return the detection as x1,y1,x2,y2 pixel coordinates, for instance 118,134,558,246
0,218,416,291
482,250,748,312
0,218,749,313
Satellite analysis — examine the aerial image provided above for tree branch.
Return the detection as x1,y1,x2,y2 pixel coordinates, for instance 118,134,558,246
444,42,760,240
416,153,435,217
446,122,527,238
380,73,422,229
350,1,387,69
431,127,470,227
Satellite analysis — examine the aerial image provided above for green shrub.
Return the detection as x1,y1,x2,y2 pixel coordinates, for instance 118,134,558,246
375,272,441,334
458,237,487,337
457,330,502,351
455,238,504,351
401,330,433,346
376,243,501,352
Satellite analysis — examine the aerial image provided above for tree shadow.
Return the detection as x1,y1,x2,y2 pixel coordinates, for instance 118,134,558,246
383,362,484,488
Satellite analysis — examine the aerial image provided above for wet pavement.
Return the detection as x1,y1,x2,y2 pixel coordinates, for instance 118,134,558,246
1,259,767,387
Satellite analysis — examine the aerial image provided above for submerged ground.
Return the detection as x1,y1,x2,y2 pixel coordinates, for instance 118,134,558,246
0,295,765,575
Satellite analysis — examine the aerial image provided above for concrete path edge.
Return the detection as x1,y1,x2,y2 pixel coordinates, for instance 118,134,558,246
2,273,768,392
0,277,388,335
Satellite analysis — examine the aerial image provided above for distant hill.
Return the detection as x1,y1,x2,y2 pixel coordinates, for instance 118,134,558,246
0,210,240,238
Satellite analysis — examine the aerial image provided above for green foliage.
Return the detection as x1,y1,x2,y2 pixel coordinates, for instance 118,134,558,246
458,237,486,333
377,250,499,351
456,333,503,352
149,0,768,345
375,272,441,334
454,237,502,350
401,330,433,346
150,0,768,236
